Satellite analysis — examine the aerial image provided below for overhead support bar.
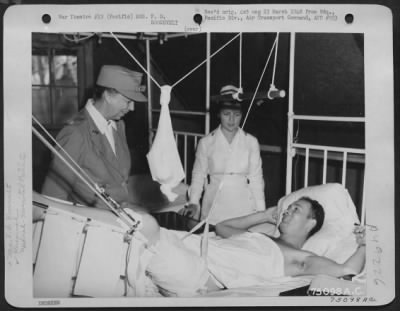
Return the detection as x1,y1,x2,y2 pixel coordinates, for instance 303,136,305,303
146,39,153,147
291,115,365,122
151,109,207,116
285,32,296,195
62,32,201,41
292,143,366,154
205,32,211,134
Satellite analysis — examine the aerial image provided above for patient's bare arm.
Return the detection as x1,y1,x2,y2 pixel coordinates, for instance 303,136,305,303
215,209,277,238
353,224,366,246
276,237,366,278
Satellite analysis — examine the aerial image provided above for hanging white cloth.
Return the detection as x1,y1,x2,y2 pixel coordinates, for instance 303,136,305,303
147,85,185,201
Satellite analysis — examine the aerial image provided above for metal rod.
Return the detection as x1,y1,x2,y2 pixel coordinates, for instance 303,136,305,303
322,150,328,184
64,32,201,41
32,116,98,189
33,128,114,211
342,152,348,186
293,143,365,154
184,135,188,183
304,148,309,187
151,109,207,116
295,148,365,164
146,39,153,148
239,32,242,89
206,32,211,134
290,115,365,122
286,32,296,195
361,172,366,225
259,145,282,153
150,128,204,138
32,124,139,231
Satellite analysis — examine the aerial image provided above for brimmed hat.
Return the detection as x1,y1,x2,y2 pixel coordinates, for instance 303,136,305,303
212,85,244,111
96,65,147,102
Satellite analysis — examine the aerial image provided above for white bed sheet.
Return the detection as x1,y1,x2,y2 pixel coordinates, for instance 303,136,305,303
201,276,313,297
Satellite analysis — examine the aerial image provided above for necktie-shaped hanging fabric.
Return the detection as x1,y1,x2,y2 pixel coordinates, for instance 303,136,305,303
146,85,185,201
106,120,116,155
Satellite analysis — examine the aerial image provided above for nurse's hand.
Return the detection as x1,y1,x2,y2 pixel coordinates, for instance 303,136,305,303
182,203,200,220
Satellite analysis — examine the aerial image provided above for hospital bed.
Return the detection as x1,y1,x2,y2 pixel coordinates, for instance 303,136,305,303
32,97,367,298
32,176,366,298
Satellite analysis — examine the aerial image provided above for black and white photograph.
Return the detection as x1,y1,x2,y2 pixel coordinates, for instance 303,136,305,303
3,3,396,308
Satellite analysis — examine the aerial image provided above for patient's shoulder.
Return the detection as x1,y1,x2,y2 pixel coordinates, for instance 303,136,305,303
248,222,278,237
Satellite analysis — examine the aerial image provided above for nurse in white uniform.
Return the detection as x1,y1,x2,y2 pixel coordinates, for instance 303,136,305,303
185,85,266,225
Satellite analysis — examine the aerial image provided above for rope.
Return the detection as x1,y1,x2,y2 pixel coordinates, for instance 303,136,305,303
271,32,280,88
171,33,241,88
241,34,278,128
181,180,225,241
33,126,98,198
201,222,210,261
110,32,241,90
110,32,161,89
197,180,226,260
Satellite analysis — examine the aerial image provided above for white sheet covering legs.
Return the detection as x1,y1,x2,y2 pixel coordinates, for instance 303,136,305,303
146,229,285,296
146,228,210,297
73,226,128,297
33,213,85,297
33,206,158,298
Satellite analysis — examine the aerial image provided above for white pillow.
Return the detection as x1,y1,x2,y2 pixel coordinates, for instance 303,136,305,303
277,183,360,263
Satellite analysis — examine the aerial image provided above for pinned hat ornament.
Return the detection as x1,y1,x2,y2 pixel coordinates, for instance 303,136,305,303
96,65,147,102
211,85,245,111
219,85,244,102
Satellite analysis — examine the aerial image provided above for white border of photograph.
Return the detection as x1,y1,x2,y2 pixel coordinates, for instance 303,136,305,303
3,3,395,308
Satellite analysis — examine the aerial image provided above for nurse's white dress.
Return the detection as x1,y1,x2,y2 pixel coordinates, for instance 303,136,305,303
189,126,266,225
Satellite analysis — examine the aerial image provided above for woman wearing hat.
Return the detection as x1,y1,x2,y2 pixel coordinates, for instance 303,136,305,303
184,85,266,225
42,65,147,208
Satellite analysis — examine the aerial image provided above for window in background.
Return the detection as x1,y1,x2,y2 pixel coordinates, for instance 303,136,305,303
32,49,79,126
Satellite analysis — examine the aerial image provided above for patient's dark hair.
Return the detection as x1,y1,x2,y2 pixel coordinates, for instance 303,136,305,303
299,196,325,238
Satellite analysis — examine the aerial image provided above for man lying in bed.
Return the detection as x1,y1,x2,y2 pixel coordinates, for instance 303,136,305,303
138,197,366,296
